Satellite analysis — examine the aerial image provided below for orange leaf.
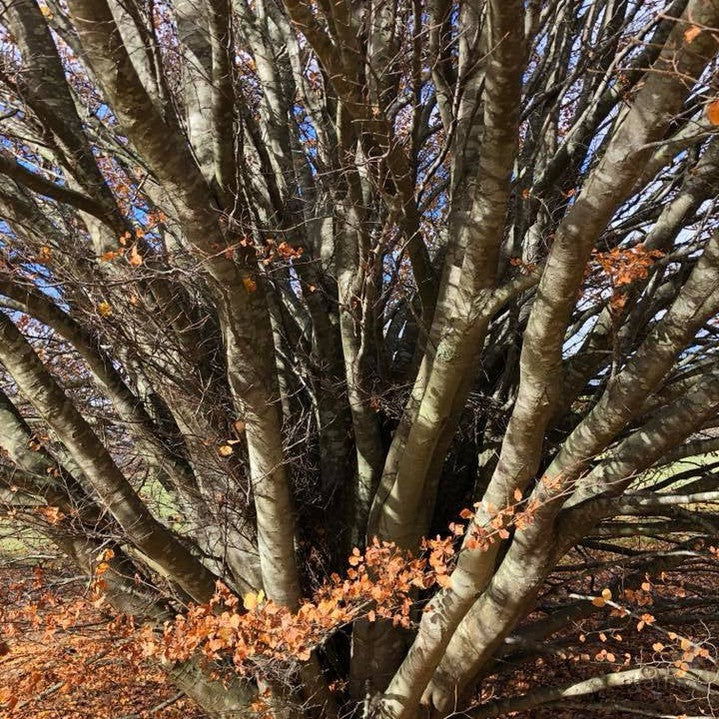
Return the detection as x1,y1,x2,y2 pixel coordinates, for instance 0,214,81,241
707,99,719,126
435,574,452,588
129,243,143,267
98,301,112,317
243,592,258,611
242,276,257,293
684,25,701,43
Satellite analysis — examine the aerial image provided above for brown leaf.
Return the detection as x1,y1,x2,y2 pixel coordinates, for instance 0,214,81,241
684,25,701,43
243,592,258,611
129,244,143,267
242,275,257,293
98,301,113,317
707,99,719,126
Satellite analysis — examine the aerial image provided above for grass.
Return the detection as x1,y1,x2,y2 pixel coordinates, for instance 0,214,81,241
630,452,719,492
0,519,52,560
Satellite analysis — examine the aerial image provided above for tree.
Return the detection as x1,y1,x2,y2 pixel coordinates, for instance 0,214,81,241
0,0,718,716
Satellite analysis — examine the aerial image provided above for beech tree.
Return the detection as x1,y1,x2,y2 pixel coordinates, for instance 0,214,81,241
0,0,718,716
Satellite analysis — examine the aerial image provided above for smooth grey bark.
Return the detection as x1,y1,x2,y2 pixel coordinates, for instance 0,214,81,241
368,0,528,552
426,352,719,712
0,0,718,717
64,0,304,610
0,311,220,602
377,3,719,715
466,667,719,718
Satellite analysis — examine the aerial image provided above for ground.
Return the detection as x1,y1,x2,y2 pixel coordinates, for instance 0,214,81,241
0,534,716,718
0,555,204,719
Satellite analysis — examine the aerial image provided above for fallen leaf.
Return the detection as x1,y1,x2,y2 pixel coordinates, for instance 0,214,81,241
243,592,258,611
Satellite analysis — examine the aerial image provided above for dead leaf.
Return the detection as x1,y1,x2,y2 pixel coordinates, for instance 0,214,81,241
707,99,719,126
684,25,701,43
242,276,257,293
128,244,143,267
